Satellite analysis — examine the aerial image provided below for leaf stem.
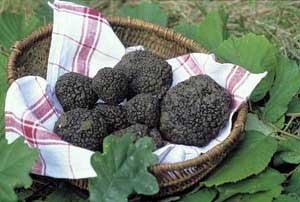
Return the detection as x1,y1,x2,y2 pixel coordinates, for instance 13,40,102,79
283,116,295,131
267,122,300,140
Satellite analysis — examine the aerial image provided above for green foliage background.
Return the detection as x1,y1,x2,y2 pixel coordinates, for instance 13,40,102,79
1,0,300,202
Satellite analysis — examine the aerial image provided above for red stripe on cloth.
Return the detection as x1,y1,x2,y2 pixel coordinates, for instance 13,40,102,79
40,109,56,123
233,97,244,108
49,62,71,73
31,116,43,173
55,3,97,17
28,94,46,111
68,145,75,178
36,77,60,117
5,113,66,144
29,96,54,121
54,3,109,25
176,55,192,76
32,155,44,175
6,126,68,146
232,72,250,94
6,112,39,128
21,108,38,147
39,152,47,175
227,66,247,93
185,54,203,75
225,65,236,90
86,14,102,76
53,32,120,61
234,94,244,100
53,7,109,24
77,14,99,75
71,7,87,72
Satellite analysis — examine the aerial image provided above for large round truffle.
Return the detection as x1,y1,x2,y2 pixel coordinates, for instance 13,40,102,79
92,67,128,105
93,104,129,133
54,108,107,151
55,72,98,112
111,124,165,149
124,93,160,128
160,75,232,147
115,51,173,98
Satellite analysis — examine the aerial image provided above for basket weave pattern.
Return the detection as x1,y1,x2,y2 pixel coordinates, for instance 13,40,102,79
7,16,247,197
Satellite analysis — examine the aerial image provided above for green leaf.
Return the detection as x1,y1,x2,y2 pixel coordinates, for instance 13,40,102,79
0,12,42,50
250,70,275,102
285,167,300,196
89,134,159,202
45,184,87,202
36,0,53,23
273,194,300,202
272,154,285,167
204,131,277,187
0,138,38,202
174,10,227,50
178,188,217,202
37,0,89,23
118,2,168,26
263,57,300,123
287,97,300,116
16,189,33,202
279,152,300,164
215,33,277,74
158,196,181,202
277,136,300,164
245,113,274,135
0,55,8,138
196,10,228,50
173,23,200,42
273,115,285,129
224,186,282,202
215,168,285,202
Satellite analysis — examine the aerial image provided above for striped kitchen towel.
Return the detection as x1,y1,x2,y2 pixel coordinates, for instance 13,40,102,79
5,0,266,179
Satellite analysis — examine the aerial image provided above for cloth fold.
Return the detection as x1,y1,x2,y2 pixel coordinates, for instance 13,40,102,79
5,0,266,179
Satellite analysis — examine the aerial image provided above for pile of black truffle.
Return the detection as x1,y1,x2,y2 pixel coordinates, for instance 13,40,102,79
54,51,232,152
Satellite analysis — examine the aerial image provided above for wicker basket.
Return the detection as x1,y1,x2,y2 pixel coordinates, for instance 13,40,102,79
7,16,247,197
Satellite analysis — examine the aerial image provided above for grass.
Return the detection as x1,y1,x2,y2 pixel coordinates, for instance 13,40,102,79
1,0,300,62
94,0,300,63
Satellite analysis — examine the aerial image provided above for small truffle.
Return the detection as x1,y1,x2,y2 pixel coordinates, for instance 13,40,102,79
115,51,173,98
160,75,232,147
93,104,130,133
55,72,97,112
54,108,107,151
124,93,160,128
111,124,165,149
92,67,128,105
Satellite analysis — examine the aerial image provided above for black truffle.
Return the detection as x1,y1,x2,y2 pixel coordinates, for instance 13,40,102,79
92,67,128,105
111,124,165,149
115,51,173,98
93,104,130,133
160,75,232,147
55,72,97,112
54,108,107,151
124,93,160,128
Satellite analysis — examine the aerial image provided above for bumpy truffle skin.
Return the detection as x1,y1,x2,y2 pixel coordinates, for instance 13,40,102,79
54,108,107,151
160,75,232,147
114,51,173,98
111,124,165,149
124,93,160,128
93,104,130,133
92,67,128,105
55,72,98,112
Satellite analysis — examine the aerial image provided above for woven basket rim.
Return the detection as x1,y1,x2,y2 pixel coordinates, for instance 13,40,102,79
6,16,247,176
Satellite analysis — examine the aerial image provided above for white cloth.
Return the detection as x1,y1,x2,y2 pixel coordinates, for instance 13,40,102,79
5,0,266,179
